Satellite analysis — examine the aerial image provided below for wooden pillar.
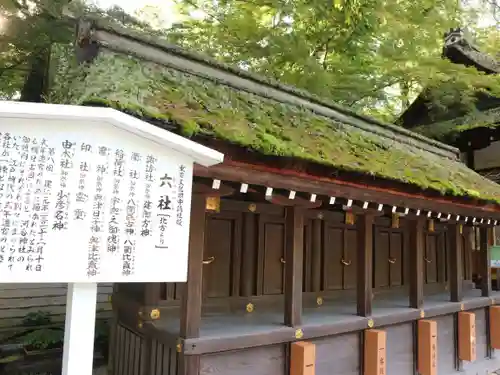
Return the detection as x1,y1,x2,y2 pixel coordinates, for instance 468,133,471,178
449,223,463,302
489,306,500,349
290,341,316,375
241,212,256,296
179,194,206,375
140,283,161,375
357,214,374,317
418,320,438,375
108,284,118,375
463,226,473,281
479,227,492,297
144,283,161,307
409,217,425,309
284,206,305,326
458,311,476,362
311,219,322,292
364,329,386,375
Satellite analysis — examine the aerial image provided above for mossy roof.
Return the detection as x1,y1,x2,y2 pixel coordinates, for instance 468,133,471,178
412,107,500,143
48,44,500,204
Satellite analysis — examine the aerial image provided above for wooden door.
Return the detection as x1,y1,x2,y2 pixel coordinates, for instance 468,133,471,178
258,214,286,295
425,233,438,283
389,232,404,286
437,232,447,283
323,224,343,290
374,229,404,288
425,232,447,284
461,231,473,281
374,229,390,288
323,223,357,291
343,228,357,289
202,211,242,298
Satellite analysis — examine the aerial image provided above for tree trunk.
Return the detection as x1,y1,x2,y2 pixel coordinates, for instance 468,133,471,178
20,45,51,103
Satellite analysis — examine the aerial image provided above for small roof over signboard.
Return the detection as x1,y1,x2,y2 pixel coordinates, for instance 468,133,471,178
0,101,224,167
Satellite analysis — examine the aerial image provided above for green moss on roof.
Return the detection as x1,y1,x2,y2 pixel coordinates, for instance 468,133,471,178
48,49,500,204
412,107,500,142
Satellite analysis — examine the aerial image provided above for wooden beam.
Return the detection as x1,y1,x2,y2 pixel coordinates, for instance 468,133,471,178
192,182,235,197
449,223,463,302
357,214,374,317
479,227,492,297
266,193,323,209
284,206,305,326
194,162,500,221
409,217,425,309
179,195,206,375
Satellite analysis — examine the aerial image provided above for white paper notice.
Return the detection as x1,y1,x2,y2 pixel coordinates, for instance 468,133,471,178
0,118,193,283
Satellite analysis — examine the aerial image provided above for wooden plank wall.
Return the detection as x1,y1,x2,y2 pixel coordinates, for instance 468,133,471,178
0,283,112,335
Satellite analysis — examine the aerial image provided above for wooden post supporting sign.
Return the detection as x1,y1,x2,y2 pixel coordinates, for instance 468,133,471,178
364,329,386,375
418,320,438,375
62,283,98,375
458,311,476,361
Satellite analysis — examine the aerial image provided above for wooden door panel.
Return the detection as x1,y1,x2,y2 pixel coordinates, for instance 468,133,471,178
437,232,447,283
374,231,390,288
260,219,285,295
323,225,343,290
203,213,242,298
390,232,403,286
425,234,438,283
461,233,472,281
343,228,358,289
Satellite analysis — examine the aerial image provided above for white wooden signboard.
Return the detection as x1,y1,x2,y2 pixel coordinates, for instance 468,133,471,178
0,101,224,375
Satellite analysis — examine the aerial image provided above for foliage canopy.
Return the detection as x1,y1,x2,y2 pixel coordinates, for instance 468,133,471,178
167,0,500,121
0,0,498,122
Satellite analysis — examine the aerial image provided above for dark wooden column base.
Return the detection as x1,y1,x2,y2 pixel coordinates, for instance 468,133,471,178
284,206,305,327
479,227,492,297
357,214,374,317
449,223,463,302
409,217,425,309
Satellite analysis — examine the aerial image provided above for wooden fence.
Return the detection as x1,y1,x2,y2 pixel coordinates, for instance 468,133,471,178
0,283,112,337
